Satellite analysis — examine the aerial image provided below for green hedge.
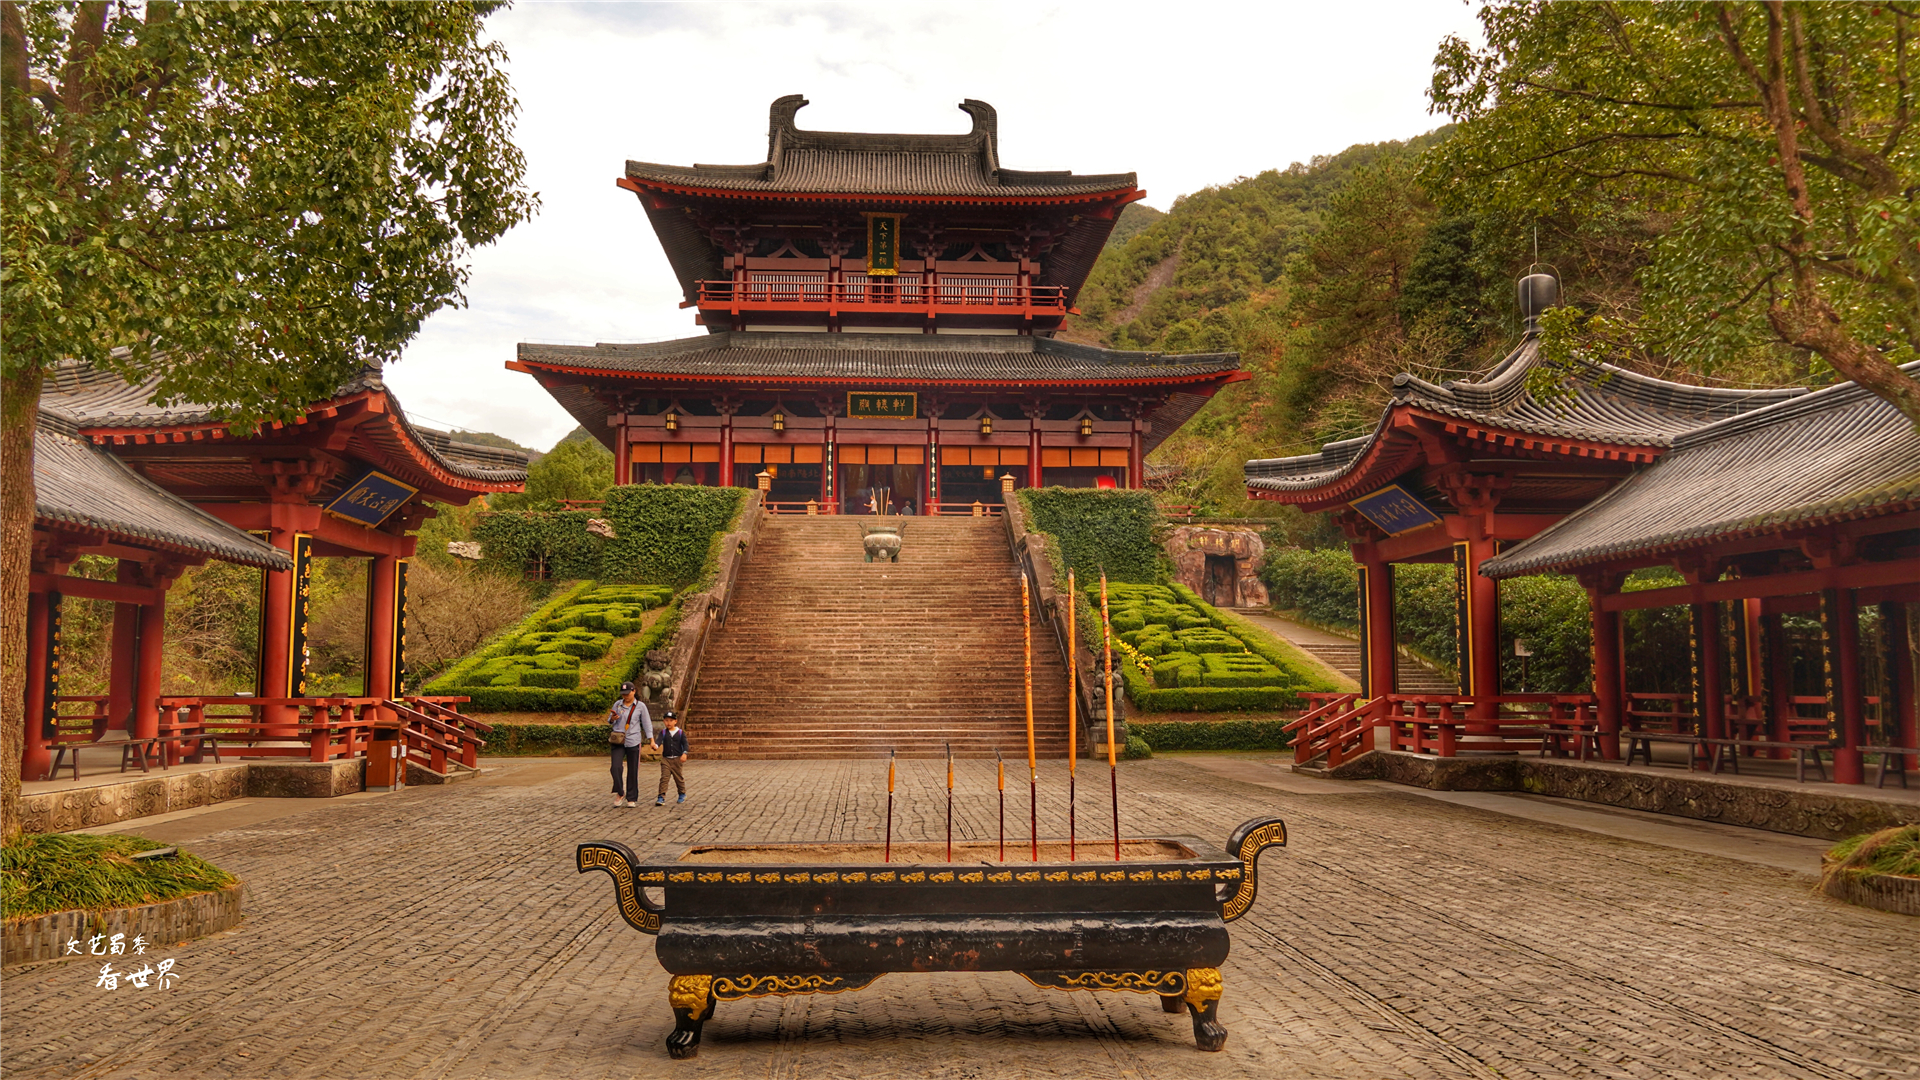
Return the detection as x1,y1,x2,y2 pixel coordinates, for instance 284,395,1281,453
484,723,609,756
475,485,747,587
601,485,747,588
1132,719,1295,752
1258,547,1360,630
1017,488,1167,585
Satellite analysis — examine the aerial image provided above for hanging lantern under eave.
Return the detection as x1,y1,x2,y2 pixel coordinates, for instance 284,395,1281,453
980,414,993,435
664,410,679,432
773,411,786,432
1080,415,1093,436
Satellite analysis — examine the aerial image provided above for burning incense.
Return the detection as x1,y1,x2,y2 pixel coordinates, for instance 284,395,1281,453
1101,571,1119,860
884,749,896,863
1068,568,1077,862
945,742,954,863
1021,571,1037,861
996,748,1006,862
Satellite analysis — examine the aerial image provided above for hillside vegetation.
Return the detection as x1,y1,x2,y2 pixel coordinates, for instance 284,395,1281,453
1069,132,1825,520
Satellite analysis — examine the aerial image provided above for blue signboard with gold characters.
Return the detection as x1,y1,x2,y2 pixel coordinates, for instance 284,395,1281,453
1347,484,1442,537
324,468,419,528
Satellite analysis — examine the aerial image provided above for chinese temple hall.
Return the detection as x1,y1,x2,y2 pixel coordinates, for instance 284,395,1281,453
1246,281,1918,787
511,96,1245,510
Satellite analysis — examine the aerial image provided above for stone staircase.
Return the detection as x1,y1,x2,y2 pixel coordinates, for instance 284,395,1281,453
686,515,1072,759
1281,635,1457,695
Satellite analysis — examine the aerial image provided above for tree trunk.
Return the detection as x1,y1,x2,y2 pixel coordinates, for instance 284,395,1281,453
1,363,41,844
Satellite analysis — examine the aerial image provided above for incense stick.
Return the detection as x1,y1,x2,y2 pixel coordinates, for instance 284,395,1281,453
1021,571,1037,861
1068,568,1077,862
1102,571,1119,860
884,749,895,864
945,742,953,864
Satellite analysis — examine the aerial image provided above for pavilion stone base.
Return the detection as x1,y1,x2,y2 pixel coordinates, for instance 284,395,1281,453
19,765,251,834
1820,862,1920,917
1313,751,1920,841
246,759,365,799
20,759,365,834
4,883,243,968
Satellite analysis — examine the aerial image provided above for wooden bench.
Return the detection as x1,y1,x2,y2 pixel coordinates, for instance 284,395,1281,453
1623,730,1706,767
45,735,165,782
1860,745,1913,790
1705,738,1831,782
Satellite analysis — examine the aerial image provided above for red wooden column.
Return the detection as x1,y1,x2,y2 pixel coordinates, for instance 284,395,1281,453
108,561,140,730
1359,559,1395,700
1587,583,1623,759
366,554,401,701
1698,601,1726,754
257,500,308,734
1832,589,1866,784
21,589,52,783
1886,602,1918,773
1128,424,1144,490
1762,611,1794,757
133,591,166,742
1464,534,1501,721
613,415,631,486
718,404,735,487
1026,413,1044,489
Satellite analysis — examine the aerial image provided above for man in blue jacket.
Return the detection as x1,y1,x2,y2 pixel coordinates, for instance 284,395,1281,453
654,710,690,806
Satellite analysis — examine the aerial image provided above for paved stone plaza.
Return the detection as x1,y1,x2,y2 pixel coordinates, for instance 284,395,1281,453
3,755,1915,1080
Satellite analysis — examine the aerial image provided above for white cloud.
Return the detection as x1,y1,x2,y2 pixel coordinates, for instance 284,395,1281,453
387,0,1483,451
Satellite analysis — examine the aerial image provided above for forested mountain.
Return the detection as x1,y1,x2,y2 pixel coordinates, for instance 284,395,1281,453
1070,128,1822,518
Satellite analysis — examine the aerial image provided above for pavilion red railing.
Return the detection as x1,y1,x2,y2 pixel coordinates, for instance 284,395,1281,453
45,695,112,744
1286,692,1369,768
697,280,1068,312
388,696,490,774
765,500,835,515
157,696,384,764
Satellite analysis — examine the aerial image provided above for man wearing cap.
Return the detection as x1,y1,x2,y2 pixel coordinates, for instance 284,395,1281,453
607,682,652,807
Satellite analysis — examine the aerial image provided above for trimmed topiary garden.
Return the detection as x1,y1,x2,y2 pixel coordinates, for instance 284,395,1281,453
1094,582,1325,711
425,581,677,710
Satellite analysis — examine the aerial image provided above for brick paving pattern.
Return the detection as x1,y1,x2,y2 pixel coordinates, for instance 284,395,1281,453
3,756,1915,1079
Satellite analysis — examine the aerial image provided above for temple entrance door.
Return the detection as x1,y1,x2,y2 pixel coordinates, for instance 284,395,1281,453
837,445,925,515
1203,553,1237,608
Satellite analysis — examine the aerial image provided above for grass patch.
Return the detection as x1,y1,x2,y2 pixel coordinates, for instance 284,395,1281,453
2,833,238,922
479,721,609,756
1823,825,1920,884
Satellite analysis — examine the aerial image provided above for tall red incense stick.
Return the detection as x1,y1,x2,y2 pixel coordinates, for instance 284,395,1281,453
1022,572,1037,862
1067,568,1077,861
945,742,953,863
884,749,895,863
1102,572,1119,861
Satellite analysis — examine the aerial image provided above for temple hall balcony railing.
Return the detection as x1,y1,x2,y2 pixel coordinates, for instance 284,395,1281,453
695,280,1069,317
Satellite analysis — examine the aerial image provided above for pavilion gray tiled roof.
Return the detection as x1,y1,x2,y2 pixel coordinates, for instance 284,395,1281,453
40,356,527,485
1480,365,1920,579
34,412,291,570
516,332,1238,385
625,96,1134,200
1244,338,1807,493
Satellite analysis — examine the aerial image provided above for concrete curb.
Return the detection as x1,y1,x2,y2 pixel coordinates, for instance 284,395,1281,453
1305,750,1920,840
3,882,244,968
1819,858,1920,916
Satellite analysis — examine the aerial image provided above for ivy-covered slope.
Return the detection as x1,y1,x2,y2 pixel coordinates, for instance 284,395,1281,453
473,485,746,586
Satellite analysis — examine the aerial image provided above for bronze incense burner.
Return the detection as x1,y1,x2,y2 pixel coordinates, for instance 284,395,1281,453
578,815,1286,1058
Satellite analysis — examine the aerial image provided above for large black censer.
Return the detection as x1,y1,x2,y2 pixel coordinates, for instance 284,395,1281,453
578,815,1287,1058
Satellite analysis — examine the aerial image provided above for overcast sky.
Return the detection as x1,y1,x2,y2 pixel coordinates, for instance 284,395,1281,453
387,0,1485,451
